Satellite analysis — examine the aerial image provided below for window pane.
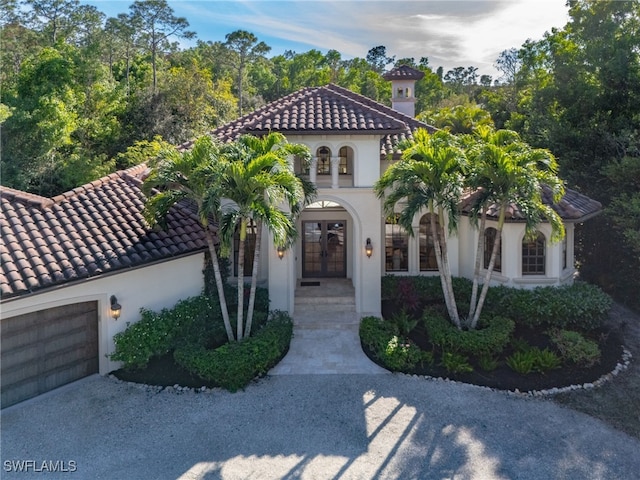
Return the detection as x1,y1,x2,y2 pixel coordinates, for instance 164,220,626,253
385,215,408,272
484,228,501,272
317,147,331,175
522,232,545,275
419,214,438,271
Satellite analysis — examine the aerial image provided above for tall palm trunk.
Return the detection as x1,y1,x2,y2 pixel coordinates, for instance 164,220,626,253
244,219,262,339
430,205,461,329
204,228,234,342
470,205,506,329
468,208,487,323
236,218,247,340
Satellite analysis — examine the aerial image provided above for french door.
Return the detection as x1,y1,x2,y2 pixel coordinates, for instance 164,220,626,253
302,221,346,277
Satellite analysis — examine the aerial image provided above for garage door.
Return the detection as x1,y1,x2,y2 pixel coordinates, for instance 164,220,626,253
1,301,98,408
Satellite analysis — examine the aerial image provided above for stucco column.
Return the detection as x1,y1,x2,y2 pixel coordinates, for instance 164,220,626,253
330,156,340,189
310,157,318,185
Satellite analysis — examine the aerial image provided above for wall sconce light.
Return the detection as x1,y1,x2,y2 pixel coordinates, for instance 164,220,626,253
276,245,286,260
365,238,373,258
110,295,122,320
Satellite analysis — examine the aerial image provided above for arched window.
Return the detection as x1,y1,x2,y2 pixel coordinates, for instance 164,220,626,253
316,146,331,175
419,214,439,271
338,146,353,174
522,232,545,275
385,214,408,272
234,220,257,277
484,227,502,272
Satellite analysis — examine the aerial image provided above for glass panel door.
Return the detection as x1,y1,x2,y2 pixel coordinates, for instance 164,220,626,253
302,221,346,277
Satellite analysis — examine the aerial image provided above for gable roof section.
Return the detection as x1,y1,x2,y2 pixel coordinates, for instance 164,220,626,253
1,166,209,300
460,185,602,223
181,84,434,158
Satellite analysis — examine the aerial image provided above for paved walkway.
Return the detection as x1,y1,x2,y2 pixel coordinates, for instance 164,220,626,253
270,278,388,375
269,310,388,375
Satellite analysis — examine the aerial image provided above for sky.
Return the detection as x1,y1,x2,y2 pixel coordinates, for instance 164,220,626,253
83,0,571,78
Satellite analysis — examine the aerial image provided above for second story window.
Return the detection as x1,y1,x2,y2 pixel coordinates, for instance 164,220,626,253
317,146,331,175
338,146,353,174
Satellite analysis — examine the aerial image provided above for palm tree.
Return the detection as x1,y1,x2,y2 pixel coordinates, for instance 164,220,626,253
375,129,466,329
466,126,565,328
142,136,235,342
219,132,314,339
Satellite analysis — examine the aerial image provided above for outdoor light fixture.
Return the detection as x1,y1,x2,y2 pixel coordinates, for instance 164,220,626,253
365,238,373,258
277,245,286,260
110,295,122,320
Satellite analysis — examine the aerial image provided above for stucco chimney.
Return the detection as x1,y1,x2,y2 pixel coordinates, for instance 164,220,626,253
382,65,425,118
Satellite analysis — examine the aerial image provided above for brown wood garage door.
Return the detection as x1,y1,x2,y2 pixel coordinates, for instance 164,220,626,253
1,301,98,408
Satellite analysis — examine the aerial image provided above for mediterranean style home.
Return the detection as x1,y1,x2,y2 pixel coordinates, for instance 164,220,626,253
0,65,601,406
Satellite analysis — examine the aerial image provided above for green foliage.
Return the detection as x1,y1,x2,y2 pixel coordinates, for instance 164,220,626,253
359,316,431,371
389,309,418,339
495,282,612,330
440,352,473,374
174,311,293,392
506,350,536,374
359,316,398,354
549,329,601,368
506,347,561,375
383,337,429,371
423,309,514,357
110,295,224,370
477,354,499,372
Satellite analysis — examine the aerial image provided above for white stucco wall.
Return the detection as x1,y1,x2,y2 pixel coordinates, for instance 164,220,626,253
1,253,206,375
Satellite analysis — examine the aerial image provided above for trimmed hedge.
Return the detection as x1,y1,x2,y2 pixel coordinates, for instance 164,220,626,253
382,276,612,331
423,309,515,357
494,282,612,330
359,316,430,371
110,295,225,370
174,311,293,392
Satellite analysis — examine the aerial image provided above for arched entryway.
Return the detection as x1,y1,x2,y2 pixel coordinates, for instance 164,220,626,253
297,200,353,280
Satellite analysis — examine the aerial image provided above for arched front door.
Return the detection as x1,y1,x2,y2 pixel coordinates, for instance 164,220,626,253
302,220,346,277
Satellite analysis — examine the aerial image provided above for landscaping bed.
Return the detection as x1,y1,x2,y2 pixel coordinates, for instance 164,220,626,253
360,276,625,394
109,289,293,392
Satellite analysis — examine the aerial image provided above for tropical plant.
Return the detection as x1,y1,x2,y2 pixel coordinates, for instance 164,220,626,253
219,132,315,339
142,135,234,342
375,129,466,328
465,126,565,329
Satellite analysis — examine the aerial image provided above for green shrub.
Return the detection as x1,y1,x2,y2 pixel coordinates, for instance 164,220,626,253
440,352,473,374
478,354,499,372
360,316,398,353
174,311,293,392
383,337,427,370
549,329,601,367
506,346,562,374
110,295,223,370
535,348,562,372
359,316,432,371
423,310,515,357
389,309,418,339
506,350,536,374
494,283,611,330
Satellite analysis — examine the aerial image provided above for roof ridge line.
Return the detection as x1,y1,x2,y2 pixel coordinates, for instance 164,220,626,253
0,186,54,209
326,83,431,129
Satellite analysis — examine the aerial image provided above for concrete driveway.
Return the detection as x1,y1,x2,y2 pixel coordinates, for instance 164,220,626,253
2,374,639,479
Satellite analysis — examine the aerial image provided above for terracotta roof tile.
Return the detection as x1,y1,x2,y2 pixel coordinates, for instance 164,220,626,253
382,65,426,81
191,84,434,158
1,166,209,299
460,185,602,223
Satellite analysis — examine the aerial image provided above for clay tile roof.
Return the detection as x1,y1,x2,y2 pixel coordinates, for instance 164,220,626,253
1,165,210,300
382,65,426,81
189,83,434,159
460,185,602,223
